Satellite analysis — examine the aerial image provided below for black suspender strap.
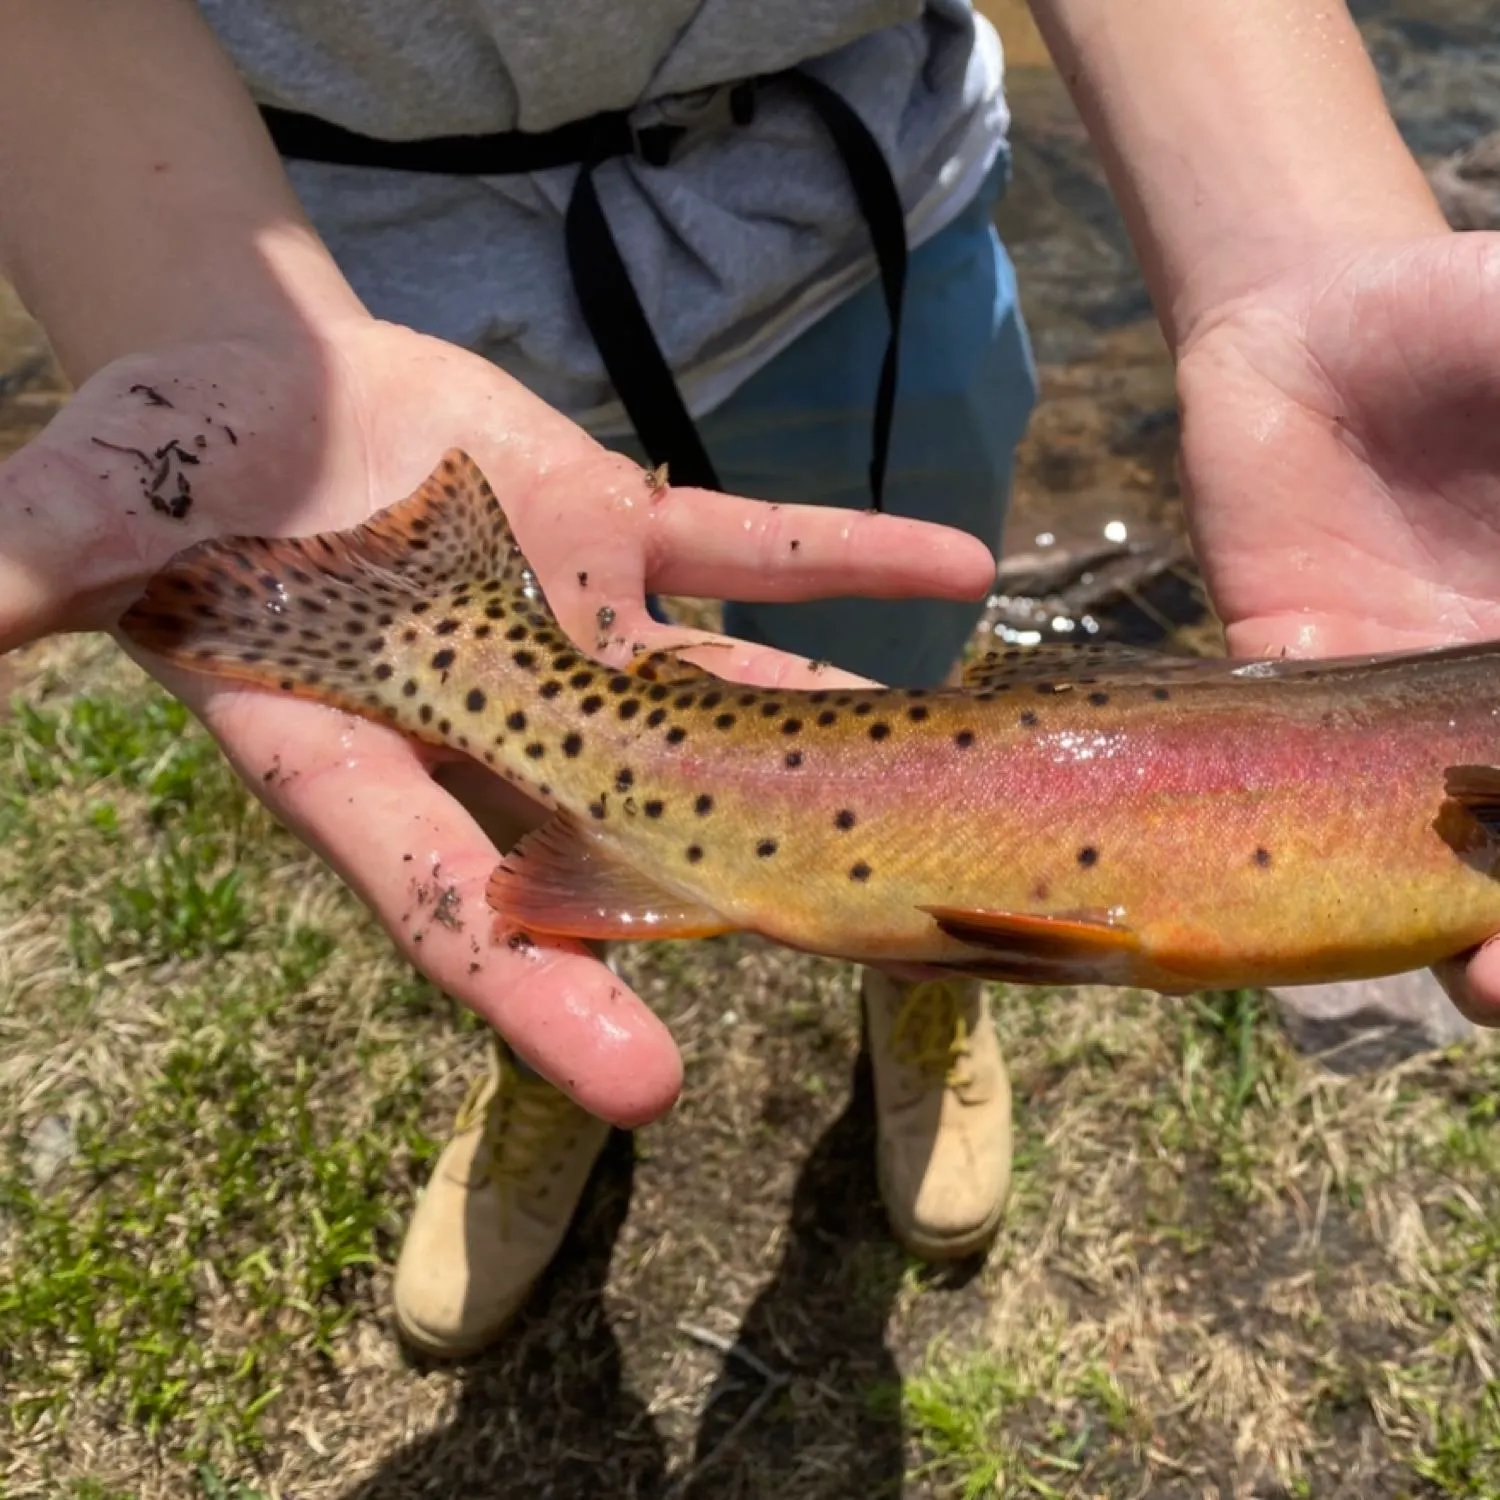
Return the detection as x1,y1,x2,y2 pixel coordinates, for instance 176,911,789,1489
261,71,907,510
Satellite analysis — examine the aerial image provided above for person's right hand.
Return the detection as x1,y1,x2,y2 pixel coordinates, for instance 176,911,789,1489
1,313,998,1125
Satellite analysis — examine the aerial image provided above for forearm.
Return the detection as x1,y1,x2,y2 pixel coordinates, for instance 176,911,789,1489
1027,0,1449,349
0,0,364,382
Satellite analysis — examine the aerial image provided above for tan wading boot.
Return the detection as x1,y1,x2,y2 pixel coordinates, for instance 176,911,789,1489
393,1032,610,1357
863,970,1013,1260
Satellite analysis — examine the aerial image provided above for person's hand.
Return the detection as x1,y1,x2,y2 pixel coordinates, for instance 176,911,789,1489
1174,229,1500,1018
1,313,997,1123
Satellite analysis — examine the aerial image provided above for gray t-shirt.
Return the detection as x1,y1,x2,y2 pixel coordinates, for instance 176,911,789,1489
198,1,1009,429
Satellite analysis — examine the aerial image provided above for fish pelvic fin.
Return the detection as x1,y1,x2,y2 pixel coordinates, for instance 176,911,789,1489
488,814,735,941
919,904,1142,985
119,450,553,734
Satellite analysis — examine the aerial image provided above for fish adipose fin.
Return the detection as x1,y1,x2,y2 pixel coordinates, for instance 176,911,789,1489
488,814,734,941
919,904,1141,985
119,449,550,735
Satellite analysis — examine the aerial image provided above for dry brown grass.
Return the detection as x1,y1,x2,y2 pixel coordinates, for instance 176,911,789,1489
3,638,1500,1500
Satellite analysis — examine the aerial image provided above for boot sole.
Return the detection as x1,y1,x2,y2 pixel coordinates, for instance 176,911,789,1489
393,1303,522,1361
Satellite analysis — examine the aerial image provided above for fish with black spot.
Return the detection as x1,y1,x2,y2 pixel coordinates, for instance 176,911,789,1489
119,449,1500,993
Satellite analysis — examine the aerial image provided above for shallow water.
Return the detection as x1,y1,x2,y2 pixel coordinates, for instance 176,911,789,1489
981,0,1500,639
2,2,1496,645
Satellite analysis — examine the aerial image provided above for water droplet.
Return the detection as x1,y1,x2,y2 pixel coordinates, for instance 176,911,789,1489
1104,520,1129,543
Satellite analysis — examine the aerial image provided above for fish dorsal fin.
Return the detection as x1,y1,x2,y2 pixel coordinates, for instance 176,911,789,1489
119,450,561,719
960,641,1226,694
487,814,733,941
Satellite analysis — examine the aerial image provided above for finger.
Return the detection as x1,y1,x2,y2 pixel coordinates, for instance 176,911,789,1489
142,662,685,1126
1435,943,1500,1028
644,484,997,603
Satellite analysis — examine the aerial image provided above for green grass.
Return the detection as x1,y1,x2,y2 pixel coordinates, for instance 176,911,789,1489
5,641,1500,1498
0,654,450,1472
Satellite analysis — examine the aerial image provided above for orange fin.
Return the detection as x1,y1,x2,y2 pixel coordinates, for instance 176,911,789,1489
486,814,734,941
918,904,1141,985
119,450,551,742
1443,765,1500,838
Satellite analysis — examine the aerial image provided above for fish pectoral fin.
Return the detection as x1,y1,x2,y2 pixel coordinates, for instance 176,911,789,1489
918,904,1141,984
486,814,734,941
1443,765,1500,838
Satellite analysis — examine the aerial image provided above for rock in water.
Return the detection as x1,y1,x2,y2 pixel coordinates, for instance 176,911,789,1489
1427,130,1500,231
1270,972,1474,1075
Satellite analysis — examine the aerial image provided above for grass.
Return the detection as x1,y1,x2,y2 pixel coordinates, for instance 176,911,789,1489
2,638,1500,1500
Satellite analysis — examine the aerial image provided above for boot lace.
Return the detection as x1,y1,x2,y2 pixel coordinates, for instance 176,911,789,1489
453,1048,581,1233
888,979,976,1090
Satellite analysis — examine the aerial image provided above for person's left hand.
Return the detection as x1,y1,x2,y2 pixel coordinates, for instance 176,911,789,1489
1174,229,1500,1018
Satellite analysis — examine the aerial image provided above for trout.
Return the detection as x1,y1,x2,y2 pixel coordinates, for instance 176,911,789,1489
120,450,1500,994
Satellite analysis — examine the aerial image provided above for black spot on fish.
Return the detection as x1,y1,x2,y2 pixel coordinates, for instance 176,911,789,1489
954,730,975,749
540,680,562,699
702,692,723,709
465,688,486,713
1153,687,1171,702
907,705,929,722
485,601,506,620
648,684,670,702
609,674,632,694
760,702,782,719
850,861,871,882
616,768,635,791
869,722,891,742
714,713,736,730
589,800,606,820
645,799,664,818
687,845,704,863
513,650,536,670
853,702,873,717
1088,691,1109,707
785,751,803,769
562,733,583,757
834,809,856,831
1020,711,1038,729
782,718,802,736
756,839,778,858
695,794,714,816
506,624,527,642
1254,847,1272,868
525,742,545,759
373,663,393,681
474,624,492,639
1077,846,1098,868
507,711,527,731
674,693,696,709
581,695,604,715
817,710,837,727
646,708,667,727
402,679,418,697
435,618,460,636
666,726,687,745
619,699,640,720
571,671,595,690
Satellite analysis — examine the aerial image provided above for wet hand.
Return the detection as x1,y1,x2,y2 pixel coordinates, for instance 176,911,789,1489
1175,230,1500,1020
0,316,997,1123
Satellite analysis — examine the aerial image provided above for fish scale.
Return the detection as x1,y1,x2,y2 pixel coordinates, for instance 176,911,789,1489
122,450,1500,993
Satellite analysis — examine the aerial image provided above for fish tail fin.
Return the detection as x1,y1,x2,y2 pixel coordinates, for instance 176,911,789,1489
119,450,551,728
